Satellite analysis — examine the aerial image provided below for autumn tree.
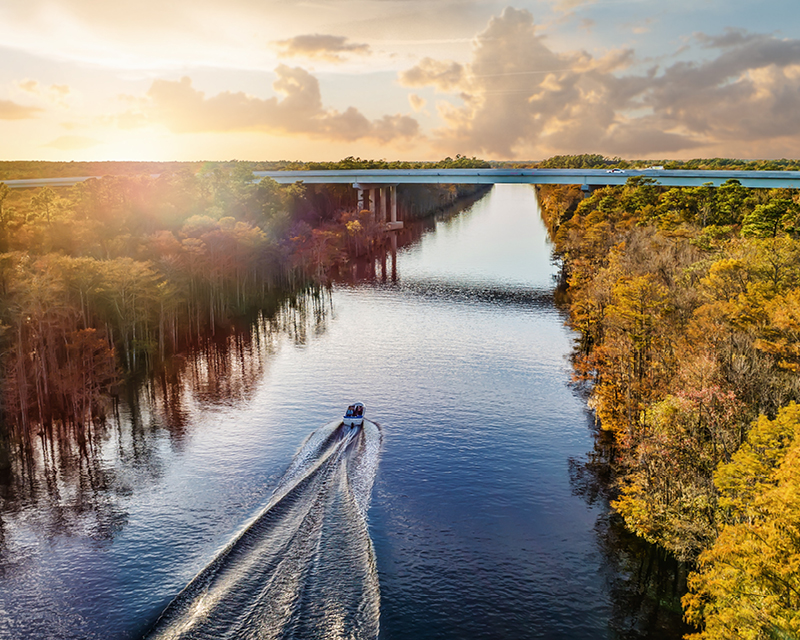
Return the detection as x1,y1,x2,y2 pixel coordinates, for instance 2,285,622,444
540,177,800,633
29,186,57,224
683,403,800,640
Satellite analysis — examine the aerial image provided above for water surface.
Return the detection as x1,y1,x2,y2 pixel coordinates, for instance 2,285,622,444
0,185,683,639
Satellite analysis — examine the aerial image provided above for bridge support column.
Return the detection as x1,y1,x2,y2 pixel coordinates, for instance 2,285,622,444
390,186,397,224
353,182,403,230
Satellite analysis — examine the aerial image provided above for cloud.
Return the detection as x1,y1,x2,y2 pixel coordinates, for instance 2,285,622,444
409,93,426,111
273,34,370,62
397,7,800,158
18,79,39,93
15,79,72,105
400,58,465,92
44,135,99,150
134,65,419,143
0,99,42,119
552,0,598,11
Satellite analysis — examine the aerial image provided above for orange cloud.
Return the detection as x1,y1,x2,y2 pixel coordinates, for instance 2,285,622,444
15,80,72,106
136,66,419,143
0,100,42,119
273,34,370,62
408,94,426,111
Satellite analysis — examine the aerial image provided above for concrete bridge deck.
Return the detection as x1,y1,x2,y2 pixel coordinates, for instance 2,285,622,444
253,168,800,190
4,168,800,190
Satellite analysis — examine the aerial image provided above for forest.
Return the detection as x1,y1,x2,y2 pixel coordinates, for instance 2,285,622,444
538,170,800,639
0,160,486,477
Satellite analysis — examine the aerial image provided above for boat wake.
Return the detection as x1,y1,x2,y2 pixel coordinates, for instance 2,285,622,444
146,420,383,640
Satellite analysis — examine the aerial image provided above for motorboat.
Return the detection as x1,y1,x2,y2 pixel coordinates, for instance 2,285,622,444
343,402,365,428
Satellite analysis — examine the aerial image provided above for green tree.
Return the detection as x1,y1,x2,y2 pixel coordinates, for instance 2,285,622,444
712,179,750,226
742,199,799,238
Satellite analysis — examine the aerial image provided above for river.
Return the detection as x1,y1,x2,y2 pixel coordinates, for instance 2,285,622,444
0,184,687,639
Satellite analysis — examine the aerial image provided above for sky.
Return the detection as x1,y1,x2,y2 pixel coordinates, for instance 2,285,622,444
1,0,799,162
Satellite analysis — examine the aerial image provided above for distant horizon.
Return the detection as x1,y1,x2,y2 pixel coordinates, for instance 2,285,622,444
2,156,800,167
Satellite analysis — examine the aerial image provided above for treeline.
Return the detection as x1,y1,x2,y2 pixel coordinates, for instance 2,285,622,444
537,154,625,169
0,155,491,180
532,154,800,171
272,154,492,171
665,157,800,171
0,161,200,180
0,160,485,452
539,170,800,638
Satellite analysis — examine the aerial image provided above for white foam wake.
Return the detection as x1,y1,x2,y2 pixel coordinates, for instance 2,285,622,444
146,420,383,640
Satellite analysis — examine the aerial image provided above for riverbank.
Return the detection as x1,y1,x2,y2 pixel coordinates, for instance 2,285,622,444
537,177,800,638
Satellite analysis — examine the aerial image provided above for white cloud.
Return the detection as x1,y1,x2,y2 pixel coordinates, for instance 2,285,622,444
397,8,800,158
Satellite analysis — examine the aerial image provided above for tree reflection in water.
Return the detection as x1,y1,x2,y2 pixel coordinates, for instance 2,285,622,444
0,288,333,556
569,424,693,640
0,187,531,566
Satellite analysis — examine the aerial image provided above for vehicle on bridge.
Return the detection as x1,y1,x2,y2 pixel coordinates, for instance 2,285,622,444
343,402,365,428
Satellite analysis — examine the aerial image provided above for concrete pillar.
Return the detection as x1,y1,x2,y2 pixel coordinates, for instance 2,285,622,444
380,187,388,223
390,186,397,223
368,188,376,215
357,188,365,211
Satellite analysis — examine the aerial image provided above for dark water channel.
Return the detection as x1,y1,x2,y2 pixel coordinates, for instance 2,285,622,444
0,185,687,639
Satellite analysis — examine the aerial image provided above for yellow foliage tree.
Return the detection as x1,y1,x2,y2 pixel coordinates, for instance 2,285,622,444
683,403,800,639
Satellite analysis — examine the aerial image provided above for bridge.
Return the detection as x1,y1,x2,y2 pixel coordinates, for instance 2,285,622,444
254,168,800,229
5,168,800,230
253,167,800,190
